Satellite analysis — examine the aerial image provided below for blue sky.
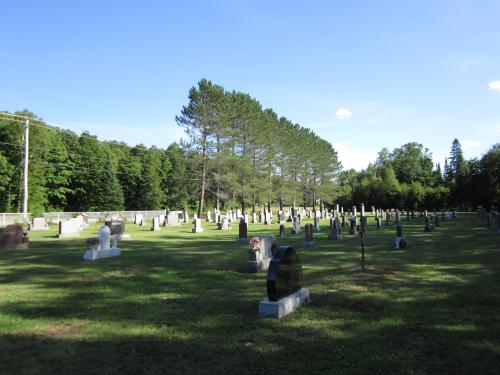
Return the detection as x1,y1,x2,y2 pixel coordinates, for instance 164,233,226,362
1,0,499,170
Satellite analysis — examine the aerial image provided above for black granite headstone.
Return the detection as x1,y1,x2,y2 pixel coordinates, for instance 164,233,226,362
266,246,303,301
304,224,313,242
105,220,125,235
239,221,248,239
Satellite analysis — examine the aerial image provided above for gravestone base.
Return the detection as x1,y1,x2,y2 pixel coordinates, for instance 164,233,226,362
192,228,204,233
117,234,132,241
259,287,310,319
83,248,121,261
302,241,316,248
246,258,271,273
236,237,249,243
57,233,81,239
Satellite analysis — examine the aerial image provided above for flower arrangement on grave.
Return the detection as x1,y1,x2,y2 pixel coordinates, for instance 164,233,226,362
249,236,260,252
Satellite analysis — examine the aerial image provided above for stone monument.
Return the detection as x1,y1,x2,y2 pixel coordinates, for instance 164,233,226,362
259,246,310,319
192,218,203,233
303,223,316,248
83,225,121,261
246,235,276,273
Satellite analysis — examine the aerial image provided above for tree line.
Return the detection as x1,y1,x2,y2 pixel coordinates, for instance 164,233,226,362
0,79,498,214
336,140,499,211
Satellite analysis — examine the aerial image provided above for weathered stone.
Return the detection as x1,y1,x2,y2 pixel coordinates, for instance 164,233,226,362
30,217,48,231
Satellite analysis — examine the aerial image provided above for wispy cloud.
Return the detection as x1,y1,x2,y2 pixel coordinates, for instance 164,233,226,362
462,140,481,150
489,80,500,92
335,108,352,119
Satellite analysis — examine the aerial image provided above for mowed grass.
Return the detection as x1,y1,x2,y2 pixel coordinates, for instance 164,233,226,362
1,214,499,375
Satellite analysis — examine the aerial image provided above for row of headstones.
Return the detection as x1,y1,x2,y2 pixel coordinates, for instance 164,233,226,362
478,208,500,234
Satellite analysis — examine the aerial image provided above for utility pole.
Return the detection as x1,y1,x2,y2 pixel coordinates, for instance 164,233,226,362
22,118,29,222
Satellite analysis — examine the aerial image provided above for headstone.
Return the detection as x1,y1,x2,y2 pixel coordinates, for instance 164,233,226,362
158,214,165,226
83,225,121,261
192,218,203,233
134,214,143,225
376,216,381,229
105,219,131,240
252,212,257,224
0,225,29,251
341,213,346,227
329,216,341,240
395,210,401,224
349,216,358,235
30,217,49,231
237,220,248,242
206,211,212,223
166,212,180,226
353,206,357,217
151,216,161,232
303,223,315,248
313,217,321,232
218,217,230,230
246,235,276,273
395,224,405,249
279,224,285,237
259,246,310,318
58,218,82,238
140,216,146,226
291,217,301,235
259,211,265,223
264,211,271,225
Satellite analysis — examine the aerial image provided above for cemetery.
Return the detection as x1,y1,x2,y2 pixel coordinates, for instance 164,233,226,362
1,211,499,374
1,3,499,373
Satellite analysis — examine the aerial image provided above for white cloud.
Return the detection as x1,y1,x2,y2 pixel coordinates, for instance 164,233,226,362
332,141,377,170
488,80,500,92
335,108,352,119
462,140,481,150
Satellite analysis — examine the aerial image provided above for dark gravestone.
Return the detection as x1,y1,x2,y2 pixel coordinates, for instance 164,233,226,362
279,224,285,237
266,246,303,301
105,220,125,235
349,217,357,235
304,224,313,242
424,216,431,232
239,220,248,239
341,214,346,227
0,225,29,251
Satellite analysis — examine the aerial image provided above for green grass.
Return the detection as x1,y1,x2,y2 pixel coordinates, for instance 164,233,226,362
1,214,499,374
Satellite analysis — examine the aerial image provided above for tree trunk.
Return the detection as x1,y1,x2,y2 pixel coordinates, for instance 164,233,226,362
198,137,208,217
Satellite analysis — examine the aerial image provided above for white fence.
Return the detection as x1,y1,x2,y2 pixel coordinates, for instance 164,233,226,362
0,210,176,227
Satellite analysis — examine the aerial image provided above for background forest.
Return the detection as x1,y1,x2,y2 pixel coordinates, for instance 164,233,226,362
0,80,498,215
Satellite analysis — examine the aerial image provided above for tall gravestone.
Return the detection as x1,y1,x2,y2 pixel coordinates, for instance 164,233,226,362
259,246,310,318
395,224,405,249
151,217,161,232
192,218,203,233
291,217,301,235
237,220,248,243
279,224,285,237
134,214,143,225
313,217,321,232
303,223,315,248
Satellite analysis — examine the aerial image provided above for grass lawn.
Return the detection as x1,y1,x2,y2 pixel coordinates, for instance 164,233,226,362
1,213,499,374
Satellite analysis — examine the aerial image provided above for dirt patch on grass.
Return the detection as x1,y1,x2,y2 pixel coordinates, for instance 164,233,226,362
12,321,88,339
